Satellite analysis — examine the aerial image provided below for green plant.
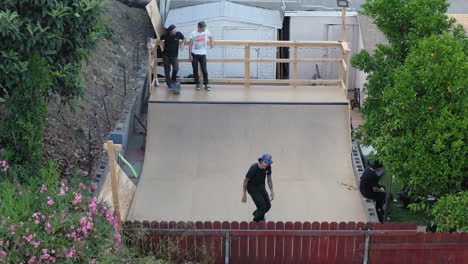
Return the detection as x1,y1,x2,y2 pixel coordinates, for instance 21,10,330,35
352,0,467,230
0,0,106,170
0,0,106,101
0,162,124,263
431,192,468,232
0,56,50,169
102,24,116,42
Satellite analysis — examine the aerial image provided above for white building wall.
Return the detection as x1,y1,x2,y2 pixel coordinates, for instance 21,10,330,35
171,20,277,80
355,27,367,106
289,15,358,87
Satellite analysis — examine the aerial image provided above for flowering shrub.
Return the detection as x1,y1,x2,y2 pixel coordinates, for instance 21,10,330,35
0,163,126,263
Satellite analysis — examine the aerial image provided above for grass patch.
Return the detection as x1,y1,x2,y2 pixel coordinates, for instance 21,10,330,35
380,173,432,225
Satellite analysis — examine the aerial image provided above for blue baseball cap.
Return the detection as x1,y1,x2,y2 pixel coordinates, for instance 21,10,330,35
261,154,273,164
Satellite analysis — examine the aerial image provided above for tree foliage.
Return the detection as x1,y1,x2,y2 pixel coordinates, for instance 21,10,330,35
0,56,50,169
431,191,468,232
352,0,467,230
0,0,106,168
0,0,106,100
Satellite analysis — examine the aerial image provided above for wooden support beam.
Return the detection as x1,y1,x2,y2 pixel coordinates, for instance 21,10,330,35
345,50,352,92
341,7,347,42
293,46,298,87
155,58,342,63
341,42,351,53
339,49,345,88
156,77,340,85
148,44,153,96
153,39,343,48
245,45,251,86
103,141,123,226
341,59,348,72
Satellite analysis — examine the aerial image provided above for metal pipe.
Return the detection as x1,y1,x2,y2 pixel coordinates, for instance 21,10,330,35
363,233,370,264
225,232,230,264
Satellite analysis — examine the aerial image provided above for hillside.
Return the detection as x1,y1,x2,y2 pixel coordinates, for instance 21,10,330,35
43,0,151,175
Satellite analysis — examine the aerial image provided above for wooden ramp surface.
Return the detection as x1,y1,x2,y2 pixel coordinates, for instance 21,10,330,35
129,85,366,222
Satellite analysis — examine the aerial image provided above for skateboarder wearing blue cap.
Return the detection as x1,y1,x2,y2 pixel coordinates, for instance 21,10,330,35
241,154,275,222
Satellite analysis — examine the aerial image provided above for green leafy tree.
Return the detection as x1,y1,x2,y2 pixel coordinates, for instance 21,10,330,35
0,0,106,100
381,33,467,204
352,0,467,230
0,0,105,168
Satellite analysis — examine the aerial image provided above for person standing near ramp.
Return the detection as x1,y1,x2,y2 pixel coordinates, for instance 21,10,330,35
189,21,213,91
242,154,275,222
160,25,184,91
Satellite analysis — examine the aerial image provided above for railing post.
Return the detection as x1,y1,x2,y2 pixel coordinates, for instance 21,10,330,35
345,49,351,93
293,45,298,87
245,45,251,87
103,141,123,226
148,39,153,96
339,47,344,91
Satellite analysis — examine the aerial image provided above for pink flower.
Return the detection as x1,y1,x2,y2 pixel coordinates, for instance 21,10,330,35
34,220,40,224
72,192,82,205
79,183,87,190
91,258,97,264
47,197,54,206
0,250,7,258
31,241,41,248
27,256,37,264
23,234,35,242
45,222,52,234
88,197,98,215
40,184,47,193
57,188,66,197
66,248,77,258
10,225,15,231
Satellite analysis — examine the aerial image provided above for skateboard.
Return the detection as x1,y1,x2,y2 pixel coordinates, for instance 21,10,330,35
171,82,181,94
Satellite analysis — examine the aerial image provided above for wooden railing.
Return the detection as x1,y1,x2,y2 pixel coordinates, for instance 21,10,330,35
147,40,351,91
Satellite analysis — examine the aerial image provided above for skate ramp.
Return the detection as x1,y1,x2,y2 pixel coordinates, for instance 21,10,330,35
129,86,366,222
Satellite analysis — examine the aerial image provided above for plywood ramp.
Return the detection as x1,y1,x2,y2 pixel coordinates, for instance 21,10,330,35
129,87,366,222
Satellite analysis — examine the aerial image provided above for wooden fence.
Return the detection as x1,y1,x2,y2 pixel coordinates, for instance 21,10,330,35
124,221,468,264
147,40,352,91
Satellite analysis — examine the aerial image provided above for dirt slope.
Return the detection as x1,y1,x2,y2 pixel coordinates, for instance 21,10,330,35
44,0,151,175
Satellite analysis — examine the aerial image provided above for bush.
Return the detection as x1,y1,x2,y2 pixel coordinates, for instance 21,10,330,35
0,0,106,101
431,192,468,232
0,56,50,169
0,162,125,263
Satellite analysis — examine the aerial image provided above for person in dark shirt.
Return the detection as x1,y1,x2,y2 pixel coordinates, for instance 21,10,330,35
241,154,275,222
359,160,386,222
160,25,184,89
